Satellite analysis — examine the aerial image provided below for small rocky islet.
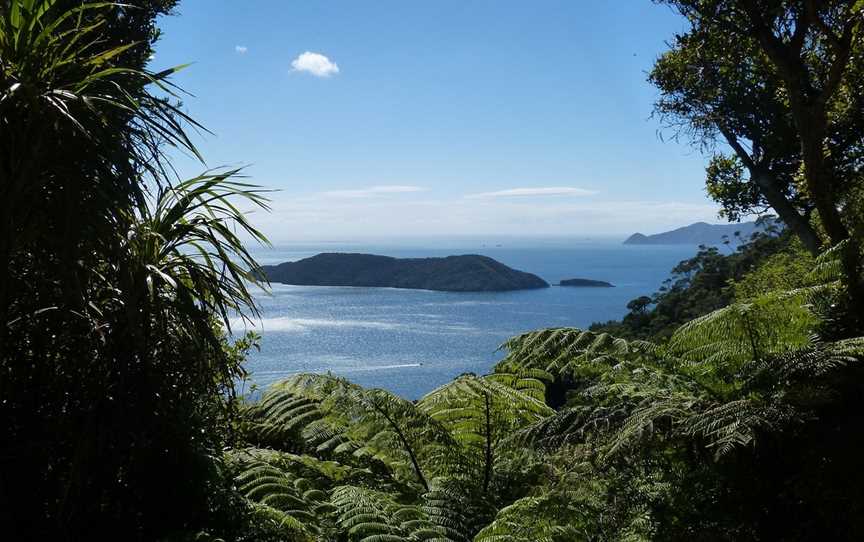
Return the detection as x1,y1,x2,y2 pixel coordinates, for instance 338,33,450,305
558,278,615,288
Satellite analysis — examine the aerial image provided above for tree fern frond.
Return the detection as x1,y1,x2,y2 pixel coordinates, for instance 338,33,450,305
423,480,490,542
497,328,657,382
331,485,449,542
681,399,797,460
807,240,847,283
247,502,315,541
668,292,815,374
419,375,552,490
258,373,457,491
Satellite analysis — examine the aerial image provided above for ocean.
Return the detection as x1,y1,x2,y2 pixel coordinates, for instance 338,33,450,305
234,239,700,399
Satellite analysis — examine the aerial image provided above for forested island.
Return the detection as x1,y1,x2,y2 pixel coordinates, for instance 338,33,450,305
559,278,614,287
261,253,549,292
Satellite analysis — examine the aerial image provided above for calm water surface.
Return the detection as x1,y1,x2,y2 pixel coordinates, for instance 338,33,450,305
234,239,698,399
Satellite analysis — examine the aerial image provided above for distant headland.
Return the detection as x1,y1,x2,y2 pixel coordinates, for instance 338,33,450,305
623,219,774,245
260,253,550,292
559,278,614,288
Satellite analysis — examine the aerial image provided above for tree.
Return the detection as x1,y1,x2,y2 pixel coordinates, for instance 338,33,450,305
233,371,659,541
651,19,819,252
0,2,269,539
627,296,654,314
235,372,553,541
651,0,864,313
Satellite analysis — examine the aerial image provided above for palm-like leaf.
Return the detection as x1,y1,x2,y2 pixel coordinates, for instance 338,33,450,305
668,293,815,371
124,169,271,329
497,328,657,381
254,374,456,491
419,375,552,491
331,485,447,542
1,0,205,175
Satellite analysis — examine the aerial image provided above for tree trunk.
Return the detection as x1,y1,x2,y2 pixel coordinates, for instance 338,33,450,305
793,105,864,320
718,126,822,255
482,392,493,493
796,110,848,244
740,3,864,318
751,171,821,255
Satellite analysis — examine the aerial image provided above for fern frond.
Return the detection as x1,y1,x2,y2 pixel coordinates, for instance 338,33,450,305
497,328,656,381
807,240,847,283
419,375,552,489
668,292,815,375
331,485,448,542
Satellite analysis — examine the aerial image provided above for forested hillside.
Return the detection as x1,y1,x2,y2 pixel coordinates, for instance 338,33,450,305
591,220,812,340
2,1,864,541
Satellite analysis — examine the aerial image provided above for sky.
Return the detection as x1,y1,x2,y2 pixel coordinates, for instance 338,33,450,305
154,1,723,242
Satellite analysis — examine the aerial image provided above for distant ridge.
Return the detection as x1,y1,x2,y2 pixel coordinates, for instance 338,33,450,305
623,220,772,245
260,253,549,292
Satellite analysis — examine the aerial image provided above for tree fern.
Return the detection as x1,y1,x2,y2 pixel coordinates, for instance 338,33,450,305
330,485,446,542
806,240,847,285
234,284,864,540
667,293,815,371
497,328,649,381
251,374,456,491
419,375,552,491
473,466,657,542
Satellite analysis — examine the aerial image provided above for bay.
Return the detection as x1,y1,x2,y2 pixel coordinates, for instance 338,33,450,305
234,238,700,399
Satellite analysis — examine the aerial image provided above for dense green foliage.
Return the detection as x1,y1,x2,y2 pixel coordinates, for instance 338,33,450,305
5,0,864,541
650,0,864,255
649,0,864,324
590,223,810,340
0,1,269,539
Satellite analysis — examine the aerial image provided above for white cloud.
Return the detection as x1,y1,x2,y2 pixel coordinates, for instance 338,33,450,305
465,187,597,198
291,51,339,77
320,185,426,198
235,45,248,54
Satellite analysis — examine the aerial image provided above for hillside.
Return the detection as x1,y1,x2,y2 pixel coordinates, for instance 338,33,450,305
624,220,768,245
260,253,550,292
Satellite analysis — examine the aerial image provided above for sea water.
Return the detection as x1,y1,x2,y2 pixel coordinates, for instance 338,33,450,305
233,239,699,399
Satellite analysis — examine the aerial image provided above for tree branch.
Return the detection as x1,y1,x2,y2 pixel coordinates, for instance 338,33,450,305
369,399,429,491
717,125,821,254
819,14,858,105
718,125,757,171
739,3,811,97
790,3,811,54
808,0,844,50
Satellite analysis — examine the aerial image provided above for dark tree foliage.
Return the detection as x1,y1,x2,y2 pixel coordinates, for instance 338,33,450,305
0,2,268,540
650,0,864,319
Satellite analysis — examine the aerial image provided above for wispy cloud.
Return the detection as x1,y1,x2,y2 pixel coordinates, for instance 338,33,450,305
235,45,248,54
246,190,721,243
320,185,426,198
291,51,339,77
465,187,597,198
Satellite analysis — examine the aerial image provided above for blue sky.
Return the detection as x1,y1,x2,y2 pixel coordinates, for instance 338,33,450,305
155,1,721,241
